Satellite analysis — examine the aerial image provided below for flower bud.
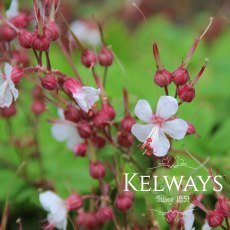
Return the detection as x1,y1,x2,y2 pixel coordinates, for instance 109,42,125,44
31,100,46,115
0,103,16,118
115,191,134,212
32,30,51,51
120,115,135,132
102,102,115,121
77,211,99,229
206,210,224,227
186,122,196,135
13,50,30,66
74,143,87,156
78,122,92,138
178,84,195,102
215,196,229,217
63,78,81,95
65,193,83,211
93,111,109,128
11,67,24,83
172,67,189,86
91,136,106,149
81,49,97,68
98,46,113,67
46,22,59,41
154,69,172,87
18,30,35,49
11,14,29,28
89,161,106,179
117,132,134,148
96,207,113,223
165,208,178,224
64,105,81,122
41,75,57,90
0,25,17,41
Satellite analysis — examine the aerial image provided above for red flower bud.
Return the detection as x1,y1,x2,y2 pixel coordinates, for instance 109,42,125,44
215,196,229,217
93,112,109,128
11,14,29,28
63,78,81,95
18,30,35,49
102,102,115,120
77,211,99,229
165,208,178,224
178,84,195,102
13,50,30,66
74,143,87,156
120,115,135,132
115,191,134,212
0,103,16,118
117,132,134,148
98,46,113,67
206,210,224,227
65,193,83,211
91,136,106,149
172,67,189,86
81,49,97,68
46,22,59,41
41,75,57,90
78,122,92,138
154,69,172,87
32,30,52,51
11,67,24,83
31,100,46,115
89,161,106,179
0,25,17,41
64,105,81,122
186,122,196,135
96,207,113,223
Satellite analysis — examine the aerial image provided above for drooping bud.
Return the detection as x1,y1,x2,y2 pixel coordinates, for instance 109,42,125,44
93,111,109,128
62,78,81,95
186,122,196,135
91,136,106,149
41,75,57,90
32,30,52,51
0,103,16,118
46,21,59,41
74,143,87,157
117,132,134,148
11,67,24,83
65,193,83,211
215,196,229,217
178,84,195,102
102,102,115,120
98,46,113,67
0,25,17,41
120,115,135,132
31,100,46,115
89,161,106,179
206,210,224,227
165,208,178,224
77,211,99,229
114,191,134,212
11,14,29,28
78,122,92,138
18,30,35,49
64,105,81,122
81,49,97,68
172,67,189,86
96,207,113,223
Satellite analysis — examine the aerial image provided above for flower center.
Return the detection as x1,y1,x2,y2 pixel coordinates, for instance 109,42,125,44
152,114,165,127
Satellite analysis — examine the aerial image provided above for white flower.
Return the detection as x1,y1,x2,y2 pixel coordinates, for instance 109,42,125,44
70,20,101,47
202,220,212,230
6,0,19,19
131,96,188,156
0,63,18,108
51,109,83,151
72,86,100,113
39,191,68,230
184,206,195,230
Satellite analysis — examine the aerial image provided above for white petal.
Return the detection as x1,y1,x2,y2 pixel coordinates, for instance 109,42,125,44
134,99,152,123
0,83,13,108
67,131,83,150
153,131,170,157
51,123,75,142
156,96,178,119
202,220,211,230
163,118,188,140
184,209,195,230
6,0,19,19
131,124,154,142
47,210,67,230
73,87,100,112
58,108,65,120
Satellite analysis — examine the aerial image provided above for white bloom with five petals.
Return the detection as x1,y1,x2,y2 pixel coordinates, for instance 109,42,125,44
0,63,18,108
51,109,83,151
131,96,188,156
39,191,68,230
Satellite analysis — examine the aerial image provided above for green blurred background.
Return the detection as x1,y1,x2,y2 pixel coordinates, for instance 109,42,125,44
0,0,230,229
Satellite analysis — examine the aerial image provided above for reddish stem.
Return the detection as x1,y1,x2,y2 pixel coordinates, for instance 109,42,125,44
192,58,208,85
153,43,164,70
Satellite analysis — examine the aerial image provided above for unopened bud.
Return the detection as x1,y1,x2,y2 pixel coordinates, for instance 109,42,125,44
18,30,35,49
186,122,196,135
64,105,81,122
120,115,135,132
65,193,83,211
206,210,224,227
98,46,113,67
31,100,46,115
89,161,106,179
32,31,51,51
41,75,57,90
78,122,92,138
117,132,134,148
81,49,97,68
215,196,229,217
115,191,134,212
11,67,24,83
74,143,87,156
165,208,178,224
154,69,172,87
0,103,16,118
46,22,59,41
11,14,29,28
63,78,81,95
91,136,106,149
102,102,115,121
178,84,195,102
172,67,189,86
77,211,99,229
0,25,17,41
96,207,113,223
